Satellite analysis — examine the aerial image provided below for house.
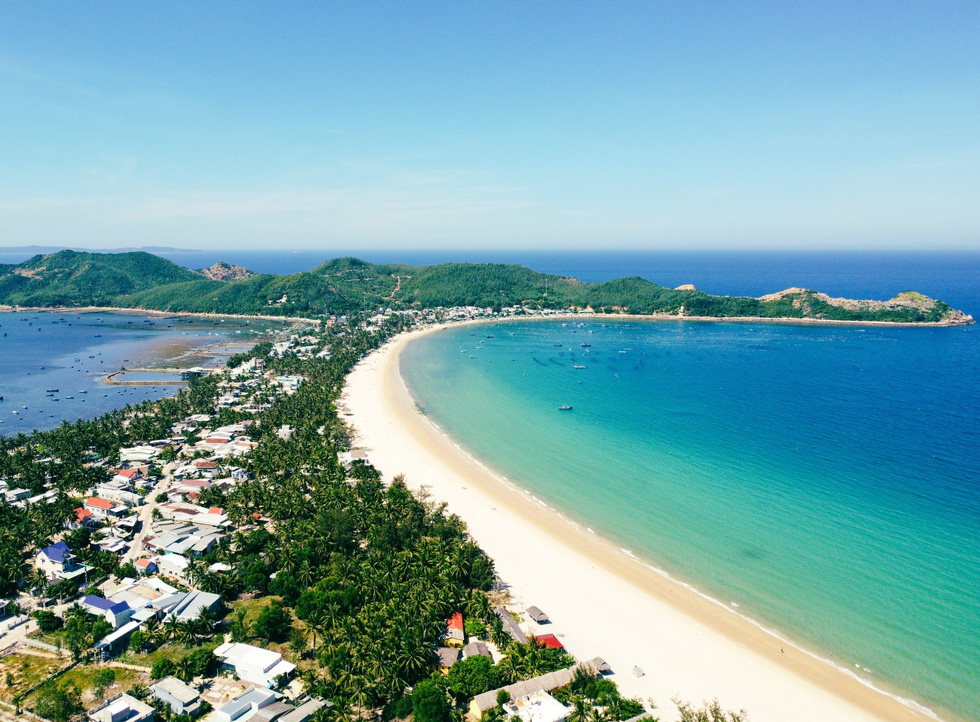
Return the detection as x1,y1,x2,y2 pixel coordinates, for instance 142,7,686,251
82,595,132,629
503,691,569,722
72,507,99,528
94,621,141,660
88,693,155,722
469,660,602,719
149,676,203,717
435,647,459,674
213,642,296,687
134,558,158,575
35,541,89,581
463,640,492,659
213,686,279,722
84,497,128,519
156,554,190,579
156,589,223,623
278,700,329,722
494,606,527,643
526,606,549,623
443,612,465,648
533,634,564,651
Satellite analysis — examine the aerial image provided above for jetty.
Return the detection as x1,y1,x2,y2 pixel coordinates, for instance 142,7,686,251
102,367,212,386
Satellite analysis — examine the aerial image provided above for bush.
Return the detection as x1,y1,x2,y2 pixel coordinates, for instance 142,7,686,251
151,658,176,680
446,655,501,703
252,599,291,643
34,681,83,722
33,610,63,632
412,680,451,722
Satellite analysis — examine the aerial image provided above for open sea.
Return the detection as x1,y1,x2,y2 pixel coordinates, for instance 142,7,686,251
2,249,978,717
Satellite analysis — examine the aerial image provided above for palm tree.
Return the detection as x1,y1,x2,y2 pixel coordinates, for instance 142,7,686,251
163,615,182,643
567,697,592,722
174,656,194,683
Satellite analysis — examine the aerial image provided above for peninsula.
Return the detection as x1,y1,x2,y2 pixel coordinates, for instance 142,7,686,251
0,250,972,325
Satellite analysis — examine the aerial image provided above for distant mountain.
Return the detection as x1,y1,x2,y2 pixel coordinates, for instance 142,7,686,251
0,245,199,254
0,250,971,325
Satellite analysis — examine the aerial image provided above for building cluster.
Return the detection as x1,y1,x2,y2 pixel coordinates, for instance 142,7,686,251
0,355,328,721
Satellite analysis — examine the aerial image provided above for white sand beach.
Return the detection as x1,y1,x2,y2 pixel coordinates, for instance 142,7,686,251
342,325,939,722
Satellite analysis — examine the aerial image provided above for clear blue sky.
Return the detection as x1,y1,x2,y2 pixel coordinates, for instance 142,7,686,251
1,2,978,251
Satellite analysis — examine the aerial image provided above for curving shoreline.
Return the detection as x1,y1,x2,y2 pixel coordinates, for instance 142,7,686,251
342,322,948,722
0,303,972,327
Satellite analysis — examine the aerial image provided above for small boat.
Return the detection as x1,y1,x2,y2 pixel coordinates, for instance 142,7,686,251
486,334,494,338
65,396,74,400
559,405,573,411
580,343,591,347
553,343,562,347
79,390,88,394
46,388,59,393
574,365,585,369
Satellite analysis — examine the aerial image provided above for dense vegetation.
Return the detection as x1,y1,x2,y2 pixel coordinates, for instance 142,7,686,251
0,250,963,323
3,314,655,720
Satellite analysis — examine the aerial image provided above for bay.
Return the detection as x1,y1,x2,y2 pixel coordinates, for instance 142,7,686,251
402,317,980,721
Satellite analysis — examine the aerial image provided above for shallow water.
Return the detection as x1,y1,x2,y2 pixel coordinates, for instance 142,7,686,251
0,311,270,436
403,318,980,721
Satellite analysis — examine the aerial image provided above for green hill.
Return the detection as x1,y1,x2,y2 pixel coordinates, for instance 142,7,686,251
0,251,971,324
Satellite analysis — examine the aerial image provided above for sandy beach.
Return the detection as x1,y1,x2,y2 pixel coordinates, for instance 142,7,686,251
342,324,943,722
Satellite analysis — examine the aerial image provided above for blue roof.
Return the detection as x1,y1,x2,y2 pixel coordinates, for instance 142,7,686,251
83,595,114,611
41,541,70,563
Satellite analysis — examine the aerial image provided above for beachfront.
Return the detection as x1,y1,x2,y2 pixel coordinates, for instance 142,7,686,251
341,325,939,722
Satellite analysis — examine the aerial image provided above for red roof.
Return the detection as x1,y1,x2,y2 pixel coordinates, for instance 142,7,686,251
208,506,224,514
135,558,153,568
193,460,217,468
447,612,464,632
534,634,564,650
116,469,138,478
74,508,92,522
85,497,113,510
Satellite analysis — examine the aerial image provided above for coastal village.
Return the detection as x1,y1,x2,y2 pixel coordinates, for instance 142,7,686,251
0,311,664,722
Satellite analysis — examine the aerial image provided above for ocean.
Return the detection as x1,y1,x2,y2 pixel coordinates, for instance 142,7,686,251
403,319,979,720
0,311,276,437
394,255,979,722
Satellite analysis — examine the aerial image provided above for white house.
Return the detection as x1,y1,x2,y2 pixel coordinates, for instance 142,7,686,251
82,595,132,629
35,541,89,581
149,676,202,718
88,693,155,722
213,642,296,687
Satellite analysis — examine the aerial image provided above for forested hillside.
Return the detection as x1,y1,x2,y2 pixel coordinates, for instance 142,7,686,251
0,250,969,324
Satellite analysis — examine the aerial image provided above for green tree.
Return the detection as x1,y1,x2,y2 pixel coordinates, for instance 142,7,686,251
151,658,176,680
92,668,116,699
411,680,451,722
446,655,501,703
252,599,292,643
63,615,89,660
33,681,83,722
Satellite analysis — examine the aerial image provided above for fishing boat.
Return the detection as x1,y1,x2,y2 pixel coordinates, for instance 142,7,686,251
46,388,59,393
574,365,585,369
558,405,573,411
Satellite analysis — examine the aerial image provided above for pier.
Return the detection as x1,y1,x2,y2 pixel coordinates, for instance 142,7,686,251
102,367,212,386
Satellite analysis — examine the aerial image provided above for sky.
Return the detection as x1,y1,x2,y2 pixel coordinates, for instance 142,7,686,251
1,2,978,251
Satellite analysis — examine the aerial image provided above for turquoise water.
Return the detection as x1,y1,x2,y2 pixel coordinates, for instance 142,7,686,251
402,319,980,721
